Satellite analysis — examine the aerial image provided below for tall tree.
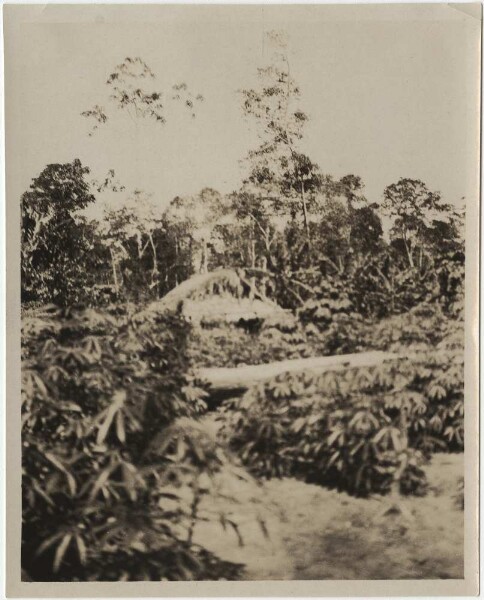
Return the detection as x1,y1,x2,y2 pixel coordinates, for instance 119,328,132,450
382,178,452,269
241,31,318,246
97,190,166,298
164,188,228,275
336,174,367,210
229,191,281,270
21,160,97,305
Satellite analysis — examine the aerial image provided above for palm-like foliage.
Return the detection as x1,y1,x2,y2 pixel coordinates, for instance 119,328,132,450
21,306,251,581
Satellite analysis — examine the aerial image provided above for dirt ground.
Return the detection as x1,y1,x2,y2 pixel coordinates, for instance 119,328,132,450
194,452,464,580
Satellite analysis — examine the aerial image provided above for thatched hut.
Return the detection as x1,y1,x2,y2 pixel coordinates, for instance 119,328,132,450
145,268,295,330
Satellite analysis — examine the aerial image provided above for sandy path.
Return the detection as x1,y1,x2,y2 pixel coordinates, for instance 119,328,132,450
194,453,464,580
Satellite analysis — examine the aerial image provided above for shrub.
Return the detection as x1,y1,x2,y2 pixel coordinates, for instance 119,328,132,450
297,276,356,331
350,248,465,321
304,312,369,356
366,303,459,353
305,301,463,358
21,305,248,581
187,320,318,368
219,343,463,496
296,275,371,356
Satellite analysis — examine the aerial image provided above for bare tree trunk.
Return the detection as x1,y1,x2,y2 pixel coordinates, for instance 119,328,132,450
337,255,344,275
262,232,273,272
109,248,119,295
174,234,179,286
191,243,203,274
250,237,256,269
198,350,399,399
402,232,414,268
301,181,311,248
201,239,209,274
249,276,256,300
148,233,159,295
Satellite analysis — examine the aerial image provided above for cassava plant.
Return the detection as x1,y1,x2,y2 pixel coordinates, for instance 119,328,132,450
21,305,252,581
219,342,463,497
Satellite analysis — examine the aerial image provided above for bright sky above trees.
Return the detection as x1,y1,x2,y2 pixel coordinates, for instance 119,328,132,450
8,4,480,217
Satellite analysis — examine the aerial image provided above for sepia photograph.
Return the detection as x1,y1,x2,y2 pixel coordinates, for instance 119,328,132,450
4,2,480,596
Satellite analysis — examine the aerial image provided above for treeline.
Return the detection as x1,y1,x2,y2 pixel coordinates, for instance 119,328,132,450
20,157,464,321
21,42,464,320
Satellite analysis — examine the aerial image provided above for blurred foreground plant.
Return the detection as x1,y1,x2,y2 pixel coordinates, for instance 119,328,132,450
21,306,264,581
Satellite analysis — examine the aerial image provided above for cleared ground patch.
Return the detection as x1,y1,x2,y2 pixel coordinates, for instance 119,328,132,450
194,453,463,580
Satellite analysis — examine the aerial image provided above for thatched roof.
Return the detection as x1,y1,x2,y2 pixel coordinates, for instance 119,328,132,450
145,269,294,326
181,296,287,325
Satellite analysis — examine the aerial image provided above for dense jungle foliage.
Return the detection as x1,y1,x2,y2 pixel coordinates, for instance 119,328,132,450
21,44,466,581
21,305,269,581
218,305,464,496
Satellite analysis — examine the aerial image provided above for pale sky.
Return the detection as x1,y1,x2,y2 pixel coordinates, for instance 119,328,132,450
5,4,481,218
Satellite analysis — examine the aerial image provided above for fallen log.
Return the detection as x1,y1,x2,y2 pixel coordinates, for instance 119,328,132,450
196,350,399,404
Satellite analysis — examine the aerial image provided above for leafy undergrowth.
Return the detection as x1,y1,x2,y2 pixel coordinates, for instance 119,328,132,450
187,303,462,369
21,305,265,581
188,322,319,368
218,308,464,497
22,301,464,580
